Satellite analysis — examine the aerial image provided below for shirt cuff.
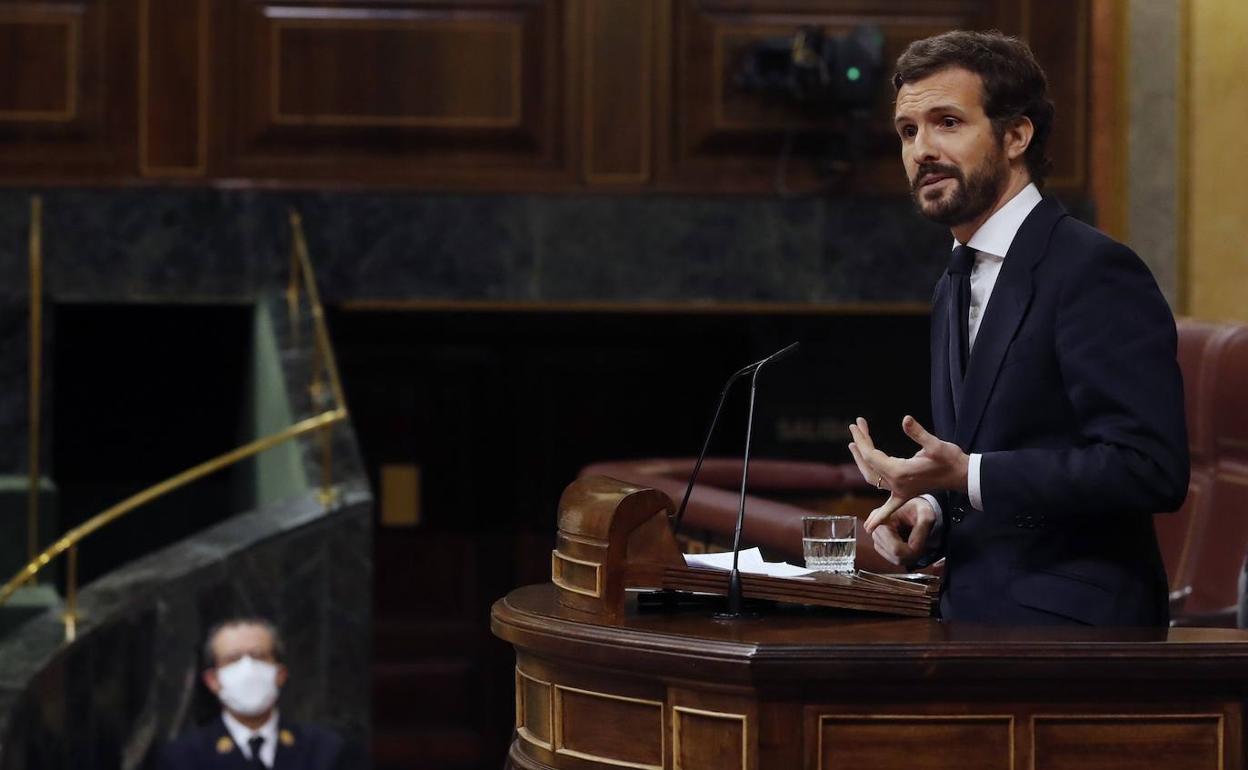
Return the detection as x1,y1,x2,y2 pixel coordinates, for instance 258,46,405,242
919,493,942,518
968,453,983,511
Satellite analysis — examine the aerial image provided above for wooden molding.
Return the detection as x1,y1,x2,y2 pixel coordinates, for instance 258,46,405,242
0,11,80,123
139,0,209,176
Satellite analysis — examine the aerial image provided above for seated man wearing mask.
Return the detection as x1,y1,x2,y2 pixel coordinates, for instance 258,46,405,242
159,617,347,769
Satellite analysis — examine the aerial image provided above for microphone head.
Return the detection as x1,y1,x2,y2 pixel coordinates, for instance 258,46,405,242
750,341,800,370
766,341,800,364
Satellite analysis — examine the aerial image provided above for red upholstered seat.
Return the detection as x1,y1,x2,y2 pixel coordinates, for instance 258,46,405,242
1158,320,1225,601
579,458,911,573
1177,323,1248,619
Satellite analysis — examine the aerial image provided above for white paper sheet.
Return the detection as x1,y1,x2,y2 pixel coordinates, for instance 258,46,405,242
683,547,814,577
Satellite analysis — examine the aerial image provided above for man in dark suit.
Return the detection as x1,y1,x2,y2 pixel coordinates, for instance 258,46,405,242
158,618,347,769
848,30,1188,626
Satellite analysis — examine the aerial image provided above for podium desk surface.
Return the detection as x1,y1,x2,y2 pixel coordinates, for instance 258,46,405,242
493,583,1248,684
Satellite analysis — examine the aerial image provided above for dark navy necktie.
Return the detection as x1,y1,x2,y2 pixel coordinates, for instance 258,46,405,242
248,735,267,768
947,244,976,421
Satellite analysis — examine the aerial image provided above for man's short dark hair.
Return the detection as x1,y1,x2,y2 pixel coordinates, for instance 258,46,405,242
893,30,1055,187
201,617,285,668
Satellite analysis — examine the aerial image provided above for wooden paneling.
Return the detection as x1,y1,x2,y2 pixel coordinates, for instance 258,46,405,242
673,706,748,770
553,685,665,769
516,668,554,750
0,13,77,121
1032,715,1224,770
1022,0,1088,189
0,0,137,179
140,0,208,176
271,19,522,128
581,0,655,184
818,715,1014,770
499,584,1248,770
0,0,1094,193
217,0,571,186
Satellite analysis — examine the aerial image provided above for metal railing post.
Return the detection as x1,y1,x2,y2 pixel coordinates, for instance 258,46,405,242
63,544,77,642
28,195,43,567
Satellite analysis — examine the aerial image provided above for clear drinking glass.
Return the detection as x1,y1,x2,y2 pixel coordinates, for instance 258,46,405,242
802,515,857,573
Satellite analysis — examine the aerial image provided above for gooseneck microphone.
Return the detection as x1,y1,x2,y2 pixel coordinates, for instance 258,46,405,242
721,342,798,618
671,342,800,538
666,342,799,619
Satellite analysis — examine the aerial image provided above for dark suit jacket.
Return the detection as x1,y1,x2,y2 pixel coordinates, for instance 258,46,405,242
929,197,1189,626
157,716,346,770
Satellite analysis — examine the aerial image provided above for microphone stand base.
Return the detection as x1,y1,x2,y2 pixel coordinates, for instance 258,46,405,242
712,609,762,621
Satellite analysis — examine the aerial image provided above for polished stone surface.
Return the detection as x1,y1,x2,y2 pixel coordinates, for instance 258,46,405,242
0,187,1100,477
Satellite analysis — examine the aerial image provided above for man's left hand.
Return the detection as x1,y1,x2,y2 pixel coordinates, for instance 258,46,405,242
847,415,970,533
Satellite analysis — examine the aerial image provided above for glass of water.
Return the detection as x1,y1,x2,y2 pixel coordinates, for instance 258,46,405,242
802,515,857,573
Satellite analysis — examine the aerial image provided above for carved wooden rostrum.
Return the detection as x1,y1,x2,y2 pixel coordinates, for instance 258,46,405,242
551,475,682,619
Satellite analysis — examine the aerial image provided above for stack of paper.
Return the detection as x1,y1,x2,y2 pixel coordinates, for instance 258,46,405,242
683,547,814,578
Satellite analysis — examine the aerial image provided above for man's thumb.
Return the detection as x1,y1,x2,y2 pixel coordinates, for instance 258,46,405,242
903,415,938,448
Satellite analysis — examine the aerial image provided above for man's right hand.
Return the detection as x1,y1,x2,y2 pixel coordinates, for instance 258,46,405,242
869,496,937,568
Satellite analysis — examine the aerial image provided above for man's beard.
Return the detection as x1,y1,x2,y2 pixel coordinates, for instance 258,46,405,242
910,145,1007,227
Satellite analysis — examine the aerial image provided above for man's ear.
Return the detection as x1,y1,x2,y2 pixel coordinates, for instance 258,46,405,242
203,668,221,695
276,664,289,689
1003,116,1034,162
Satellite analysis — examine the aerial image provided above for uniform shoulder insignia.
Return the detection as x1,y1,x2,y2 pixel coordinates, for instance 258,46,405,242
279,729,295,747
216,736,234,754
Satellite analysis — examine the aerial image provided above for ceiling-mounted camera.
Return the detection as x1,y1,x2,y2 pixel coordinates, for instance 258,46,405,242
734,24,884,188
735,24,885,111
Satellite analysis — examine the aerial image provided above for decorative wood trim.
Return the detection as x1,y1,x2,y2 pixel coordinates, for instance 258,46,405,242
1089,0,1128,241
515,667,555,751
583,0,654,184
553,684,665,770
559,532,610,549
139,0,209,177
0,13,80,123
1030,713,1225,770
673,705,749,770
1038,0,1089,190
817,714,1015,770
551,550,603,598
268,16,524,129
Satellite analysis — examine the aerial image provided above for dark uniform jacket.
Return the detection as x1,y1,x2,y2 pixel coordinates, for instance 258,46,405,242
157,716,346,770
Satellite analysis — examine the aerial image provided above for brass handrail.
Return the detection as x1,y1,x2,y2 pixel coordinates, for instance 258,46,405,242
1,206,350,641
0,409,347,608
288,209,347,502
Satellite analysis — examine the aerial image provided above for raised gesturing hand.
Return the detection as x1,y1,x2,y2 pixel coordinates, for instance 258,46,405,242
847,415,969,534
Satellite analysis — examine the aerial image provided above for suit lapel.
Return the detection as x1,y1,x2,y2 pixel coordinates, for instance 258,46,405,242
954,197,1066,448
931,274,957,440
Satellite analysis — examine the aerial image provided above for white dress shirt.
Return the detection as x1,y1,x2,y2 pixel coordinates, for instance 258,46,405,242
222,709,279,767
923,182,1043,516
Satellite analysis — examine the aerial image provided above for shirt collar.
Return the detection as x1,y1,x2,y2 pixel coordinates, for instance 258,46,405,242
954,182,1043,259
222,709,280,755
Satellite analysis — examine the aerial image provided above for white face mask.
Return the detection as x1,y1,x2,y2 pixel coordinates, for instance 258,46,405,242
215,655,280,716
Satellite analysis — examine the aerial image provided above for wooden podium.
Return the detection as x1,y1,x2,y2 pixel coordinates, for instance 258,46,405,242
492,478,1248,770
